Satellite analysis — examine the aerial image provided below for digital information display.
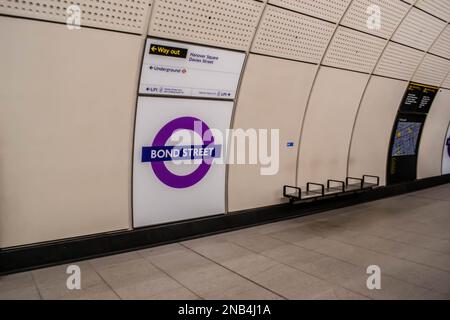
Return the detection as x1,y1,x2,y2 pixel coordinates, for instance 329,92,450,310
387,82,439,185
387,114,426,185
400,83,439,114
139,38,246,99
443,124,450,175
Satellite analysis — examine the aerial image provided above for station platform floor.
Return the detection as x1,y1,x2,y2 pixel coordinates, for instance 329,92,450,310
1,184,450,300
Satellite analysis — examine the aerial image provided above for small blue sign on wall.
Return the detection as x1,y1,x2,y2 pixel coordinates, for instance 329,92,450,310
287,142,295,148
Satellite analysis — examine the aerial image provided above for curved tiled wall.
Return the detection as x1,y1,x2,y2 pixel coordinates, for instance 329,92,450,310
1,0,450,247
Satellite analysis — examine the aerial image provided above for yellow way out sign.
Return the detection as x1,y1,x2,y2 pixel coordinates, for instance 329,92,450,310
149,44,188,59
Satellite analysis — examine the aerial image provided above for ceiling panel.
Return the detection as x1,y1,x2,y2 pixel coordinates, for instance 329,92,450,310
442,72,450,89
374,41,424,80
392,7,446,51
148,0,264,50
341,0,410,39
268,0,351,23
322,26,386,73
429,25,450,59
0,0,152,34
413,54,450,86
252,5,335,63
416,0,450,22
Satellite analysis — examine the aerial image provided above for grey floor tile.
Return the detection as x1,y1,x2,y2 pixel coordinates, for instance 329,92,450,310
389,230,450,255
344,274,449,300
140,243,281,300
248,264,335,300
0,272,41,300
312,286,370,300
219,232,286,253
182,237,252,264
114,276,198,300
32,261,117,300
3,184,450,300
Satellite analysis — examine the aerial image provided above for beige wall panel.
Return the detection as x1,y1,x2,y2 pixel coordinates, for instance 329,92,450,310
348,76,408,186
297,67,369,187
418,89,450,179
0,17,140,248
228,54,316,212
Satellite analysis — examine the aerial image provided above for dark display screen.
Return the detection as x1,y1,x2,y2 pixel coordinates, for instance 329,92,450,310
387,114,426,185
400,83,438,114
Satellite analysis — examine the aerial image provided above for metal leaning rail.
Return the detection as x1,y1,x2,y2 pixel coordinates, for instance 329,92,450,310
283,175,380,204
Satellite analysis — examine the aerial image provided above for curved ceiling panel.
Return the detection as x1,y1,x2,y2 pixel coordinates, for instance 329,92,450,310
0,0,153,34
413,54,450,86
148,0,264,50
322,26,386,73
251,5,335,63
268,0,351,23
341,0,410,39
443,72,450,89
429,25,450,59
391,7,446,51
374,42,424,80
416,0,450,22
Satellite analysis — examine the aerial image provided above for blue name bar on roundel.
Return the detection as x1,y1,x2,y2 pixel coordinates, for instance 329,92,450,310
142,145,222,163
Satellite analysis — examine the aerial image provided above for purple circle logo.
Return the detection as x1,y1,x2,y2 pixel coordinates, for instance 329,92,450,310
141,117,221,189
447,136,450,157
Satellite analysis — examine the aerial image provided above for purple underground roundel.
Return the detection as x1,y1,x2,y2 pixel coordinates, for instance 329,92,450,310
447,136,450,157
141,117,221,189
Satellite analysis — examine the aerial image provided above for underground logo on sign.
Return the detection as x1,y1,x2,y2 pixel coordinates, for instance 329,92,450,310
142,117,222,189
447,136,450,157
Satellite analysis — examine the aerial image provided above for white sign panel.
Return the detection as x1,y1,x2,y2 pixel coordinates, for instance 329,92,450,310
139,38,246,99
133,97,233,227
443,124,450,175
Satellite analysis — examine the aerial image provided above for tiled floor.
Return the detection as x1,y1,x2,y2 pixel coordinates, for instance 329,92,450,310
2,184,450,300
